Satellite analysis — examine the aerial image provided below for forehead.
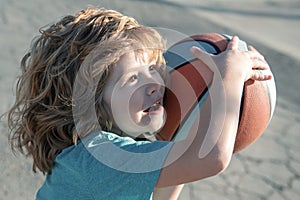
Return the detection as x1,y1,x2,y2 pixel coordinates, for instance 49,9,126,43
110,51,153,80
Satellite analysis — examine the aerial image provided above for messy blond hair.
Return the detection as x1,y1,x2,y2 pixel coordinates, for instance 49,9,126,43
8,7,167,174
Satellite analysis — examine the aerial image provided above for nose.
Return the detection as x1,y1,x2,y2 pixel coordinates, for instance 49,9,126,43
144,72,165,97
146,83,161,96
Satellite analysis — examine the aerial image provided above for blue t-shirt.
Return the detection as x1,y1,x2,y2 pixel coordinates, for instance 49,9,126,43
36,131,173,200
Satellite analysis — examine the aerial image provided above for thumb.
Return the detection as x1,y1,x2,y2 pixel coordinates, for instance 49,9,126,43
190,46,216,71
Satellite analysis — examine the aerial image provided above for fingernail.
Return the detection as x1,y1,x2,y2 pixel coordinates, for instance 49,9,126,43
190,46,199,53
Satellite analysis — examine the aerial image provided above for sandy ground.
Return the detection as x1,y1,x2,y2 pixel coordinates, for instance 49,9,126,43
1,0,300,199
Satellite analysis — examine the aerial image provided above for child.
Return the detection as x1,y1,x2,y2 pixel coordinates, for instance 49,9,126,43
8,7,272,200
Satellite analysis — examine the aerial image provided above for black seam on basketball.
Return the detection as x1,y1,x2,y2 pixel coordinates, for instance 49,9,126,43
164,51,197,71
164,40,220,70
197,40,222,54
239,91,245,125
171,86,211,141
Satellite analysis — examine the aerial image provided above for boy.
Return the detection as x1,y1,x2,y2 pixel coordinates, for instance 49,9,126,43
8,7,271,199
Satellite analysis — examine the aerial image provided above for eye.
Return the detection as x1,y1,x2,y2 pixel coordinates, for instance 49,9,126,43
149,65,155,71
149,65,158,73
128,74,138,83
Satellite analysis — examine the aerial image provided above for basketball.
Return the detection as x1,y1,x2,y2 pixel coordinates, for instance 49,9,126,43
157,33,276,153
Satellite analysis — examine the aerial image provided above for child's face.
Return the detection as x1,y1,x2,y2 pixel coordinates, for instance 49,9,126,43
103,51,166,138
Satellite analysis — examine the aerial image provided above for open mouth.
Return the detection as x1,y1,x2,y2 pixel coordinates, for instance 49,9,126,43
143,99,162,114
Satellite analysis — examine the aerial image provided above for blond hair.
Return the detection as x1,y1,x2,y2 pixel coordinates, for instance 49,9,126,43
8,7,167,174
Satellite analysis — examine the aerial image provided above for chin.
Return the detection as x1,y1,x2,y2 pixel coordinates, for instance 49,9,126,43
148,118,166,134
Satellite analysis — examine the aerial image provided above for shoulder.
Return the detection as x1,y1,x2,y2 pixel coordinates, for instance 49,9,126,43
83,130,172,152
55,130,173,174
81,130,173,173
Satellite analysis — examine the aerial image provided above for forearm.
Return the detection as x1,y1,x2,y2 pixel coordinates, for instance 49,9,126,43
158,77,245,186
153,184,184,200
201,77,244,162
185,78,241,162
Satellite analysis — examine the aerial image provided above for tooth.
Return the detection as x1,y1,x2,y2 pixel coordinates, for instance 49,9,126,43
149,104,156,112
150,103,160,112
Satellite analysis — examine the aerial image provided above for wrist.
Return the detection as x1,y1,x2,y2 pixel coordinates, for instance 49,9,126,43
210,76,244,112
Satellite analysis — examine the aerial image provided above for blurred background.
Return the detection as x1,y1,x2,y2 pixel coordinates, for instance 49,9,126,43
1,0,299,199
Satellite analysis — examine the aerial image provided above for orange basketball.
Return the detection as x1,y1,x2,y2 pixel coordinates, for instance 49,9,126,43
157,33,276,153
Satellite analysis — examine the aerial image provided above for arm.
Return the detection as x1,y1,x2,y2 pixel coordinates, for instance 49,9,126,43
156,37,272,187
153,184,184,200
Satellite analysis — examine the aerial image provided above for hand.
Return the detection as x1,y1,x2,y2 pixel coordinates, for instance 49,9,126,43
190,36,272,82
246,45,273,81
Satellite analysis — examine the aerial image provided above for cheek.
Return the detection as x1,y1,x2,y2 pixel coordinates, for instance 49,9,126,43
128,89,145,113
110,88,143,116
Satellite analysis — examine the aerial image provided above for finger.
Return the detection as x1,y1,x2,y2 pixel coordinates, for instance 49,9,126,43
247,51,266,62
249,70,272,81
251,58,270,70
190,46,215,67
226,36,239,50
248,45,259,53
248,46,265,60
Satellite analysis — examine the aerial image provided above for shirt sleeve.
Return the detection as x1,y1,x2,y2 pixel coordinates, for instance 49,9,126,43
81,131,173,200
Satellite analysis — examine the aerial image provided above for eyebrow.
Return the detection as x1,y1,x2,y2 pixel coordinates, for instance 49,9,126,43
118,64,159,87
